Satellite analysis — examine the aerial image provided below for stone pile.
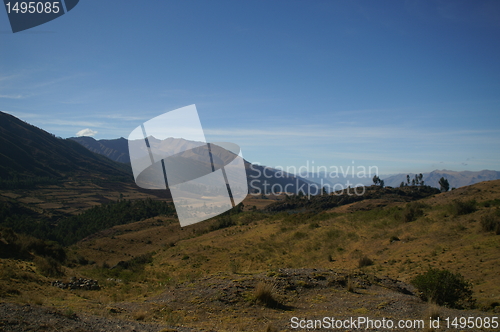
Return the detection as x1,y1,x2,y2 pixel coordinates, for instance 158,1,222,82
51,277,100,290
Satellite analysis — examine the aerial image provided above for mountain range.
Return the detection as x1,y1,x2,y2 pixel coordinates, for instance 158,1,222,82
2,112,494,194
70,135,314,195
0,112,312,195
69,136,500,191
382,169,500,189
292,169,500,191
69,136,130,164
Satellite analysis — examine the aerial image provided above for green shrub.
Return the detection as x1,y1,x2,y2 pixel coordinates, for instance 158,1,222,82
397,203,423,222
389,235,400,243
209,215,235,231
411,268,474,308
239,211,265,225
0,228,66,262
480,213,500,234
480,199,500,208
308,221,320,229
292,231,308,240
358,255,374,268
450,199,477,216
34,256,64,277
325,228,343,240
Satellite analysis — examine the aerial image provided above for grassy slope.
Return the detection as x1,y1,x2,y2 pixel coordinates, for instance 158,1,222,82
143,180,500,306
1,180,499,331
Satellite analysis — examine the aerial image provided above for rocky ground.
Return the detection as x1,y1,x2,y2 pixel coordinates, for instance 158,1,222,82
2,268,495,332
0,302,202,332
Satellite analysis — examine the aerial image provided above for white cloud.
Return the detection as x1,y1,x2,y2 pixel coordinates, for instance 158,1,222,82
97,113,147,121
0,94,24,99
45,119,103,127
76,128,98,137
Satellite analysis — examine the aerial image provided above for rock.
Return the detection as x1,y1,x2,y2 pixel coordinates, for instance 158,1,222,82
51,277,100,291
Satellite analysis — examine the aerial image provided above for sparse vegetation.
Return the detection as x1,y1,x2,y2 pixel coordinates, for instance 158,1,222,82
0,227,66,262
265,323,279,332
92,252,155,283
209,215,235,231
480,213,500,234
33,256,64,277
229,259,240,274
480,199,500,208
399,202,425,222
133,310,148,321
1,198,176,246
450,199,477,216
347,275,355,292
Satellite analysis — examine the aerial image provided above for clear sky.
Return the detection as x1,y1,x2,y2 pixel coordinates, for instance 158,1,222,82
1,0,499,175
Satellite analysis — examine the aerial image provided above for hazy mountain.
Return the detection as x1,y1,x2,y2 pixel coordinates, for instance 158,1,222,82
0,111,132,182
69,136,130,163
71,136,316,195
380,170,500,189
302,169,500,190
299,172,375,190
70,136,500,193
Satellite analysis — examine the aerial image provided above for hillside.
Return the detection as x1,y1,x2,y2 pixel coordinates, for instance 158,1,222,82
1,180,499,331
0,111,132,185
0,112,175,234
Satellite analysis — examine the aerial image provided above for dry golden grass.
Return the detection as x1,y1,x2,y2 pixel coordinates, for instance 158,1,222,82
264,323,280,332
139,180,500,308
133,309,148,321
254,282,279,308
425,302,441,320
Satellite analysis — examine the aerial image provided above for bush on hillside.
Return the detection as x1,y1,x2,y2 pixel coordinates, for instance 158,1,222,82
480,213,500,234
0,227,66,262
34,256,64,277
358,255,374,268
209,215,235,231
399,202,425,222
411,268,474,308
450,199,477,216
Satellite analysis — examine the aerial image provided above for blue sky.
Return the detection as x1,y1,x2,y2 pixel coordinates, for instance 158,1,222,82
1,0,499,175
